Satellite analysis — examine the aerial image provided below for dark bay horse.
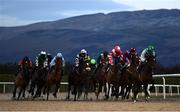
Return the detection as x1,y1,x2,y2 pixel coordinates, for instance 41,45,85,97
94,61,108,100
105,60,123,99
13,60,32,100
67,59,91,101
45,57,63,100
120,53,140,100
133,56,156,102
29,60,48,98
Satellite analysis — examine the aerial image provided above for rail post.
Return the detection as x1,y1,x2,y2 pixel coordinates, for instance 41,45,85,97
3,82,6,94
162,77,166,99
155,86,158,96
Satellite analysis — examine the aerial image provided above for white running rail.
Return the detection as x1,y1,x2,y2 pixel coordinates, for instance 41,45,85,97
0,74,179,99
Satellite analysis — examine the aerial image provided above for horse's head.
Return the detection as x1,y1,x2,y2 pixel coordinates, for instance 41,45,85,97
114,58,124,73
79,58,91,73
146,55,156,68
22,60,32,78
55,57,62,71
130,53,140,67
38,59,44,69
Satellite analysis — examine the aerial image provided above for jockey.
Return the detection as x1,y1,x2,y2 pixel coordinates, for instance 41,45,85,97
75,49,91,68
129,48,138,57
138,45,156,73
123,50,130,66
95,51,109,73
124,48,138,64
109,45,124,65
17,56,32,75
50,53,65,75
47,53,53,68
106,46,125,72
97,51,109,66
35,51,48,68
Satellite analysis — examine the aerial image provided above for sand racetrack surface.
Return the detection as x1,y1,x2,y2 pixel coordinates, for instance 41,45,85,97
0,93,180,111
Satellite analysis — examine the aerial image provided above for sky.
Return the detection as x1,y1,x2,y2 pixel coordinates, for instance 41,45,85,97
0,0,180,26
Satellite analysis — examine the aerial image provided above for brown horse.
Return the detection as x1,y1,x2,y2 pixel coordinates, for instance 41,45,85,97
120,53,140,99
46,57,63,100
105,60,123,99
133,55,156,102
67,59,91,101
94,61,108,100
13,60,32,100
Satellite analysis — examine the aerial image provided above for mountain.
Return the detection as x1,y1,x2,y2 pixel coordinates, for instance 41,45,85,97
0,9,180,66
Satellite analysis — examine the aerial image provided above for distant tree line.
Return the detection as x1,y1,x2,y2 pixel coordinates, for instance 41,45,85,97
155,63,180,74
0,62,180,75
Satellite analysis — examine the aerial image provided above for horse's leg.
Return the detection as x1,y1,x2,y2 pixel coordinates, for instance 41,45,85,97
105,83,110,99
73,86,77,101
66,83,71,100
22,87,26,99
13,85,17,99
53,82,60,98
43,85,47,95
29,82,35,97
46,85,50,100
149,79,155,94
17,88,23,100
121,85,126,100
77,85,82,99
95,82,99,100
114,83,120,99
33,84,40,98
84,81,89,100
126,84,132,99
143,84,149,101
38,85,43,97
121,85,127,100
97,83,103,100
133,83,140,102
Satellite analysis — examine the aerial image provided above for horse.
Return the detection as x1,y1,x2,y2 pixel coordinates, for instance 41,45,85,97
133,55,156,102
94,61,108,100
105,57,123,99
67,58,91,101
13,60,32,100
120,53,140,100
29,60,48,99
45,57,63,100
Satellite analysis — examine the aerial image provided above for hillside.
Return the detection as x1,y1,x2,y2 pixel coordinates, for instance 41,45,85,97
0,9,180,66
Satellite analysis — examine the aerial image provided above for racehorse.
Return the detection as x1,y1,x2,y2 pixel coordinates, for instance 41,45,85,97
105,58,123,99
45,57,63,100
133,55,156,102
120,53,140,100
67,58,91,101
94,61,108,100
29,60,48,99
13,60,32,100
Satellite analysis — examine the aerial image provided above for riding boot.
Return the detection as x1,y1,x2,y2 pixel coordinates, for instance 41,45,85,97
49,66,54,73
152,67,155,75
61,69,64,76
95,64,100,73
121,65,126,76
137,62,144,73
105,64,111,73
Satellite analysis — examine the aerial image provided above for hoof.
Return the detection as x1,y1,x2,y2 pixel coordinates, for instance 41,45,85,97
53,93,57,98
11,97,16,100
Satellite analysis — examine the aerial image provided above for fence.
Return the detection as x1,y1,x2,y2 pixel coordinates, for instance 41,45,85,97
152,74,180,99
0,74,180,99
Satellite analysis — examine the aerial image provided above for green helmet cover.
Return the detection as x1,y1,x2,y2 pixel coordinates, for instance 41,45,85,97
90,59,96,65
148,45,155,51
